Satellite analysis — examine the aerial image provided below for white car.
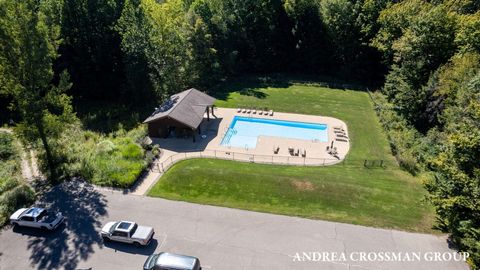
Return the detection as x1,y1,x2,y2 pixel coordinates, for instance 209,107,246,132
10,207,64,230
100,221,154,246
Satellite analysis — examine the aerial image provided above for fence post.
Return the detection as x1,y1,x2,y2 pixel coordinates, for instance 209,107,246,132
304,157,306,166
232,152,235,160
287,156,289,165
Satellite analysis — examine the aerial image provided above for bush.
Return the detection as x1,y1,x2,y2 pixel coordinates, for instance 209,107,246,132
0,184,35,225
120,141,143,159
75,132,147,188
0,132,35,226
54,125,147,188
373,92,422,174
0,132,16,160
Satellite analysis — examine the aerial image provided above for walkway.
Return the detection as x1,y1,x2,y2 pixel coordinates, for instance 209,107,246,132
0,128,41,181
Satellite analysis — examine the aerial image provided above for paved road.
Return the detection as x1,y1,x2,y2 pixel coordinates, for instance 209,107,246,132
0,182,469,270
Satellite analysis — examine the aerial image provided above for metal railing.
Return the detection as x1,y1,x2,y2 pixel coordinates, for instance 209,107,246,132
155,149,343,173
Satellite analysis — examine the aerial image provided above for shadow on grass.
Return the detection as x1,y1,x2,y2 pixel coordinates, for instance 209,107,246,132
212,76,289,101
22,180,108,270
211,73,371,101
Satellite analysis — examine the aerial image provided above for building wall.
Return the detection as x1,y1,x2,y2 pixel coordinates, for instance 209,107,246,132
147,118,196,138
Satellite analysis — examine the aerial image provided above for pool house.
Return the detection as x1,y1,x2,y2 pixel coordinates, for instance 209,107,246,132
143,88,216,142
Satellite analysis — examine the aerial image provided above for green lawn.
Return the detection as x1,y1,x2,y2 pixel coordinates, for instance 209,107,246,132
148,80,433,232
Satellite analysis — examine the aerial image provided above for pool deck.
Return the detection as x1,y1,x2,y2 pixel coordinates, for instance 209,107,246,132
132,108,350,195
208,108,349,158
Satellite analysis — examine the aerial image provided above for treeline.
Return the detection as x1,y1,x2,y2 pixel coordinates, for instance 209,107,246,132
54,0,389,103
0,0,479,268
369,1,479,268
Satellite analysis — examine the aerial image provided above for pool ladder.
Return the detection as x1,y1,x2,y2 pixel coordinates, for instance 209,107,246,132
221,128,237,145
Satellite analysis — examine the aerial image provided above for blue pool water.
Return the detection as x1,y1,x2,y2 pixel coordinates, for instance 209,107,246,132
220,116,328,149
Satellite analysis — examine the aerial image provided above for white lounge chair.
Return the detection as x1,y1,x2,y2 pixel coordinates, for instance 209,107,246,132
242,108,247,113
252,108,257,114
259,110,263,115
237,108,242,113
246,108,251,113
269,110,274,116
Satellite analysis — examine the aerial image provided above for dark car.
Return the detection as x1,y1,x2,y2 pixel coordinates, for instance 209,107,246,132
144,252,201,270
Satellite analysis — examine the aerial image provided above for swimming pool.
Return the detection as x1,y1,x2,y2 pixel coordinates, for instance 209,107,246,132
220,116,328,149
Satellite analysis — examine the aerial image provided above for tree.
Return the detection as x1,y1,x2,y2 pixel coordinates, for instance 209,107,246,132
117,0,155,103
283,0,332,72
185,11,221,88
426,72,480,268
319,0,386,82
456,12,480,54
375,1,457,130
0,0,77,182
60,0,125,100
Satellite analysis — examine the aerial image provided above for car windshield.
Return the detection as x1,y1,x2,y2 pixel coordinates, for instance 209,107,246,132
130,223,138,235
37,210,47,220
110,222,119,233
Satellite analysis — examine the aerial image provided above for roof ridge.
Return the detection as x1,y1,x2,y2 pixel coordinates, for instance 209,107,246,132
168,88,194,118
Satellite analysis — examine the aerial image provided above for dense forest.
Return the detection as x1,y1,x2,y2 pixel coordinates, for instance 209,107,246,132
0,0,479,268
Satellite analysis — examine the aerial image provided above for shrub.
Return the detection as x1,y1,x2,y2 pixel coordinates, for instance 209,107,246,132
0,132,35,226
96,140,116,154
0,132,16,160
59,125,147,188
127,125,147,143
120,141,143,159
0,184,35,225
151,145,161,158
373,92,422,174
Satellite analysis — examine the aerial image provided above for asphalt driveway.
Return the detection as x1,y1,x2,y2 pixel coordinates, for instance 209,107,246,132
0,181,469,270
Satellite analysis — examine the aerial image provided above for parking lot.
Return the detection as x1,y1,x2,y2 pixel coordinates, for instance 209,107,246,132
0,181,469,270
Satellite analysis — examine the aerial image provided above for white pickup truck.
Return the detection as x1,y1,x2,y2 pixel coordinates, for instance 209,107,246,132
101,221,154,247
10,207,64,230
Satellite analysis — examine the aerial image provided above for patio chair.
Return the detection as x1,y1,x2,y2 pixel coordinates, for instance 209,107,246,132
269,110,274,116
246,108,251,113
288,147,294,155
237,107,242,113
259,110,263,115
252,107,257,114
242,108,247,113
295,149,300,156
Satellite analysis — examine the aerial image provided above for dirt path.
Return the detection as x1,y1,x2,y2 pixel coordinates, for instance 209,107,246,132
0,128,41,181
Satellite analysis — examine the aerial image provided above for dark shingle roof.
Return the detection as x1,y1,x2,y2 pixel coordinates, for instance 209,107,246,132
143,88,215,129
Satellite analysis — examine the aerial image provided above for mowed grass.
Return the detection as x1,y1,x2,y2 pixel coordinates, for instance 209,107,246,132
148,81,434,232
